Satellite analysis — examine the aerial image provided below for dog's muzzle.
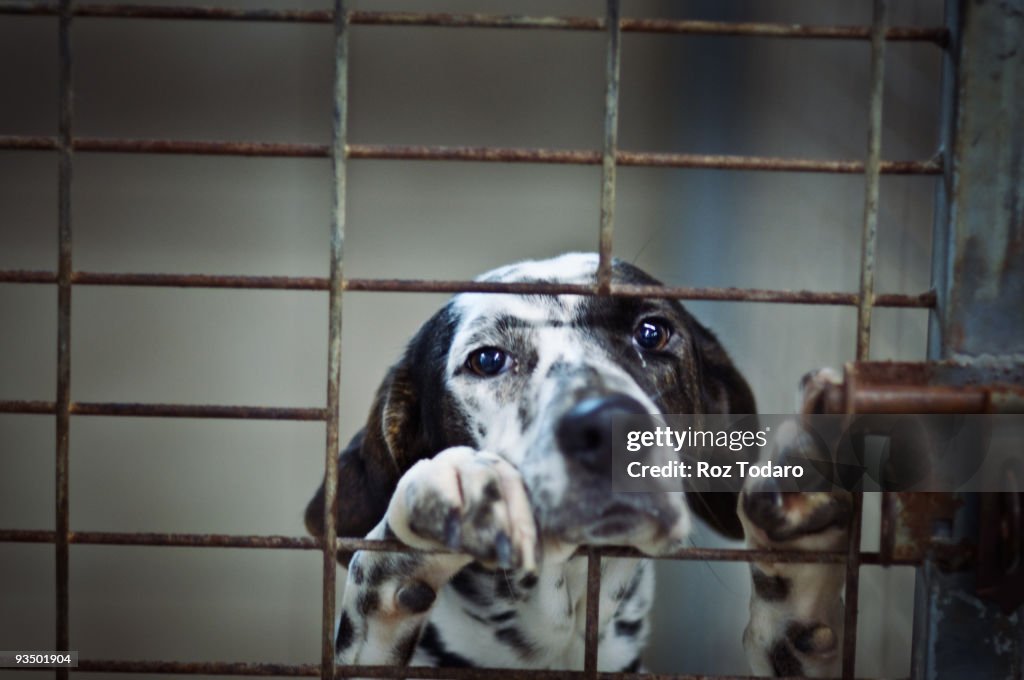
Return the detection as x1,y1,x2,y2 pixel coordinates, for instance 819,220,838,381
555,394,649,475
542,392,687,548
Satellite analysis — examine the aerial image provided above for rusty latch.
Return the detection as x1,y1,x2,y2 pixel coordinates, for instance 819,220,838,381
814,361,1024,611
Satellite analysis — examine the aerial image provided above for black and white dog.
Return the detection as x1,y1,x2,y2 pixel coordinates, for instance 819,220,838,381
306,253,851,676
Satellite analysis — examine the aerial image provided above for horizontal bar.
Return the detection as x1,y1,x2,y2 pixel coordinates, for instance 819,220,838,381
0,529,913,565
0,136,944,175
353,145,943,174
0,401,327,420
0,3,948,44
61,658,894,680
0,657,906,680
77,660,318,676
0,530,319,549
76,271,328,290
830,384,1024,414
0,270,937,307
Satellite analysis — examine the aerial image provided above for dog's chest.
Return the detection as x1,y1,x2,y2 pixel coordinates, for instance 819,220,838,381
412,557,652,670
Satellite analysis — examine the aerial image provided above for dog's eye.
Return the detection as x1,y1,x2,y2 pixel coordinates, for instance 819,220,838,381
633,318,672,351
467,347,511,377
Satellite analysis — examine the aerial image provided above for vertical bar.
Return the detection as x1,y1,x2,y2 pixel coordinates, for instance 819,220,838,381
596,0,621,293
855,0,889,360
589,5,619,664
928,0,1024,359
848,4,887,671
55,1,73,676
917,0,1024,676
583,548,601,675
841,491,864,679
322,1,348,678
880,491,895,563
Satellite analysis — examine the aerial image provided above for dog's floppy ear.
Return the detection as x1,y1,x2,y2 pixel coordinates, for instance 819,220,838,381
303,365,414,543
685,318,758,540
690,320,757,417
304,307,461,545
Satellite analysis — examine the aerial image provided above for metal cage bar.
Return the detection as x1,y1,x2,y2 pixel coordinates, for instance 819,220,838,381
855,0,889,363
842,0,891,676
0,0,956,677
0,135,944,175
596,0,621,293
54,1,73,678
0,3,948,44
0,271,938,307
0,529,919,567
320,1,349,677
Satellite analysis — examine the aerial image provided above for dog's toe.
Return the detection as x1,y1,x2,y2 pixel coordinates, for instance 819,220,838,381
387,446,540,571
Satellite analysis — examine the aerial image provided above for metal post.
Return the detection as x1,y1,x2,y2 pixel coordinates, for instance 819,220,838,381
322,1,349,678
55,1,74,677
846,3,889,675
596,0,621,293
855,0,888,361
915,0,1024,678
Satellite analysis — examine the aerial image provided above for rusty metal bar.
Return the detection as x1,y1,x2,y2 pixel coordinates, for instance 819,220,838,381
596,0,621,293
583,548,602,675
855,0,889,362
0,135,944,175
13,657,903,678
0,400,56,414
842,493,866,680
0,529,916,566
814,362,1024,414
51,657,891,679
0,2,949,44
846,3,887,669
321,2,348,678
72,271,329,289
352,146,942,173
0,530,319,549
54,0,73,674
75,660,320,676
80,137,326,157
840,385,990,413
0,269,937,307
71,403,327,420
0,400,327,420
880,491,896,564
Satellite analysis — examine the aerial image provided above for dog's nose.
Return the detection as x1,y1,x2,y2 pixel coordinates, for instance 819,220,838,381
556,394,648,473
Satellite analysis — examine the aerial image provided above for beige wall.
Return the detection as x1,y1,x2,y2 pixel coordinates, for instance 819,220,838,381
1,0,941,676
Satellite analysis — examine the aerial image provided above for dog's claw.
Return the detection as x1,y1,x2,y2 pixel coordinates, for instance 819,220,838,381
396,579,437,614
495,530,513,569
444,509,462,550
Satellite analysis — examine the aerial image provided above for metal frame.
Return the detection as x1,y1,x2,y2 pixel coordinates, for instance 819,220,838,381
0,1,978,678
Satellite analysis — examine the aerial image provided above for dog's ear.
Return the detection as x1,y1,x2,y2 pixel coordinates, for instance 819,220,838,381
690,320,757,416
304,307,461,548
303,365,415,543
685,319,758,540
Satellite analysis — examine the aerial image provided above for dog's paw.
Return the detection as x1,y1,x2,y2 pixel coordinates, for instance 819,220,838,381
739,370,851,678
386,446,540,573
739,419,852,551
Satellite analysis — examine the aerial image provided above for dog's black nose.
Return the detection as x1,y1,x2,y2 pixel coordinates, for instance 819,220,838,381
556,394,648,473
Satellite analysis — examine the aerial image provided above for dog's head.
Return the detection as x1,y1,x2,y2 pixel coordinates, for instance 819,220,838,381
306,253,756,552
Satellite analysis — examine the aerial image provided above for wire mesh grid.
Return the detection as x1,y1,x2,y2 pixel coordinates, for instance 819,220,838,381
0,0,945,678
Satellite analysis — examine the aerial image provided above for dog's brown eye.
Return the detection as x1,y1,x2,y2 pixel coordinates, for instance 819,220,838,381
633,318,672,351
467,347,511,377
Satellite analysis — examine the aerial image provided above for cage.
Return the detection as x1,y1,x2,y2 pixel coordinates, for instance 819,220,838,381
0,1,1021,679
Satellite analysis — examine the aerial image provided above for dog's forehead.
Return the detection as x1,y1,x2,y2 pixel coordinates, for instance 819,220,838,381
450,253,601,333
475,252,599,285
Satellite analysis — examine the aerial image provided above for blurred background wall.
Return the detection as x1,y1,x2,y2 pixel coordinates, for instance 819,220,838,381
0,0,941,677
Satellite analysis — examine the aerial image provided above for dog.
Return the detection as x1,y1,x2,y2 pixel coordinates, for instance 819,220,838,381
305,253,851,676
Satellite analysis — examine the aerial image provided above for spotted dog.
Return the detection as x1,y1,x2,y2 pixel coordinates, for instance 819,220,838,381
305,254,850,675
